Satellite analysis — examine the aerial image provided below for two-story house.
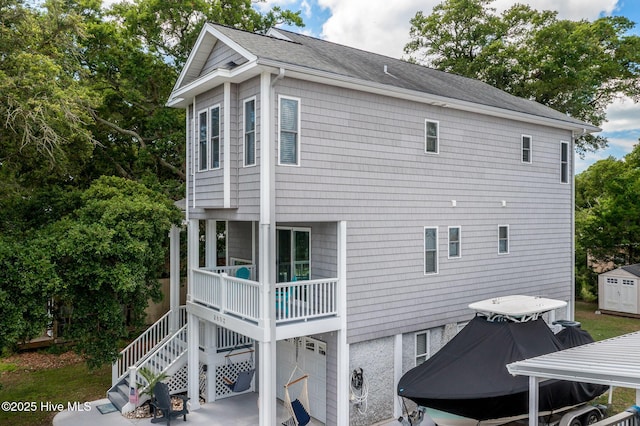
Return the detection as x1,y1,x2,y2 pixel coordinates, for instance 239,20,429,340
111,23,599,426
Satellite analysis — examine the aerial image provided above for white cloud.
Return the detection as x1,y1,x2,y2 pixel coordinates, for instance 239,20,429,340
317,0,432,58
601,96,640,133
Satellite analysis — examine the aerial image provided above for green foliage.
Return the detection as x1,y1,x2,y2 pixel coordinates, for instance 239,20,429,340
138,367,170,398
575,143,640,297
0,237,61,351
0,177,181,367
405,0,640,154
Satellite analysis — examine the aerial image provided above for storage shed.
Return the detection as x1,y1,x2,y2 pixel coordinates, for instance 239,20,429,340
598,264,640,315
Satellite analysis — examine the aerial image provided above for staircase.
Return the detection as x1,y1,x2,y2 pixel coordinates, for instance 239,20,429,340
107,308,188,412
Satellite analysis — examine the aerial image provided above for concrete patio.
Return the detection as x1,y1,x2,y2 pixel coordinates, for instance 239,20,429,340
53,392,400,426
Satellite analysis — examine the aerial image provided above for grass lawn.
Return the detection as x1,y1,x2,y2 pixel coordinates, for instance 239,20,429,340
0,351,110,426
575,301,640,415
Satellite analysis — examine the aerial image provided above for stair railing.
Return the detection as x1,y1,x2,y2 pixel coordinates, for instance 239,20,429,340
130,324,189,397
112,307,187,385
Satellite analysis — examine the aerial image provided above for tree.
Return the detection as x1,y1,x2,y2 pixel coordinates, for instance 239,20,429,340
405,0,640,154
575,142,640,299
0,0,97,193
44,177,182,367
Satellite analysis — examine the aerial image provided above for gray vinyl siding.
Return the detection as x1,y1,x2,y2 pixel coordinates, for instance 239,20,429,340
272,78,574,344
200,41,248,77
187,78,260,217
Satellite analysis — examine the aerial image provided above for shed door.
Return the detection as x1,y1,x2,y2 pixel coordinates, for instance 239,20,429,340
603,277,621,311
620,279,638,314
277,337,326,423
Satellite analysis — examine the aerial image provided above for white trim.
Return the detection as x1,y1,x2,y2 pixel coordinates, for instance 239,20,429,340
197,108,208,171
521,134,532,164
448,226,461,259
278,95,301,166
498,224,510,254
223,83,231,207
243,96,257,168
276,227,311,282
560,140,570,184
424,226,439,275
209,104,221,170
415,330,431,366
171,23,257,96
425,119,439,154
393,334,403,419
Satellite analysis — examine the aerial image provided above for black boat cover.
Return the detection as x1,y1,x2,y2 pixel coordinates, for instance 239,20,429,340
397,316,608,421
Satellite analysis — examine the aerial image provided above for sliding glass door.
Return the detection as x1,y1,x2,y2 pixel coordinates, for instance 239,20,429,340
276,228,310,283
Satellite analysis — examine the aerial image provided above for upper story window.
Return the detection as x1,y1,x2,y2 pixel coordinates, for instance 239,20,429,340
198,109,208,171
244,98,256,166
424,227,438,274
279,96,300,165
448,226,461,258
210,106,220,169
425,120,439,154
498,225,509,254
522,135,532,163
560,141,569,183
415,330,430,366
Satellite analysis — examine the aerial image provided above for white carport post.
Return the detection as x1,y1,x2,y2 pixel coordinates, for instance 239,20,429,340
528,377,541,426
187,218,201,410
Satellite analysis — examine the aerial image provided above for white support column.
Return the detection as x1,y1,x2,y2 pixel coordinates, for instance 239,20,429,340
169,224,181,332
223,82,231,208
336,221,349,425
187,312,201,410
528,376,540,426
258,70,277,426
205,220,217,268
393,334,403,419
205,322,218,402
188,219,199,296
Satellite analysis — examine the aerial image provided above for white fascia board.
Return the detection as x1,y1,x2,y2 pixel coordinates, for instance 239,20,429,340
168,23,258,108
167,60,261,108
257,58,601,134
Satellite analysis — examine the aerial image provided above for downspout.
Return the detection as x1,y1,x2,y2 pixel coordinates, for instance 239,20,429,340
570,129,585,320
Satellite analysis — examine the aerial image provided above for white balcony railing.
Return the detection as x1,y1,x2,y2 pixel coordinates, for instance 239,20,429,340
275,278,338,323
191,269,338,325
192,270,261,322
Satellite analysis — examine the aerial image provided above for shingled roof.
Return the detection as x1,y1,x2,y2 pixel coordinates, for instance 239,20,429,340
622,264,640,277
170,23,600,133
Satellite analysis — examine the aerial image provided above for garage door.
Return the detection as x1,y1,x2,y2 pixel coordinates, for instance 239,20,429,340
277,337,326,423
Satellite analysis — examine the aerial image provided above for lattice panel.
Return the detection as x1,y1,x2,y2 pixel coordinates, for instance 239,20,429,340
166,362,205,398
215,360,253,398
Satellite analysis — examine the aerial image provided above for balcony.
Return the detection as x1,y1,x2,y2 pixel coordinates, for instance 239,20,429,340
188,265,341,340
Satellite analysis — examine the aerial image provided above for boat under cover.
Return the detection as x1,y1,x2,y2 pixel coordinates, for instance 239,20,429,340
397,315,608,423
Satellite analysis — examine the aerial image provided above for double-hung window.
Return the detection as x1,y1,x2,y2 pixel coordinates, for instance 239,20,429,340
198,110,208,171
210,106,220,169
279,96,300,165
498,225,509,254
425,120,439,154
415,331,430,366
244,98,256,166
522,135,532,163
560,141,569,183
448,226,461,258
424,227,438,274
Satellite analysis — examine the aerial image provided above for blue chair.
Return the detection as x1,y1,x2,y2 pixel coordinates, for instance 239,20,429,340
276,276,296,317
236,267,250,279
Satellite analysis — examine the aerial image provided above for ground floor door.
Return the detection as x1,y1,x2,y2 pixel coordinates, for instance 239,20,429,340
604,277,638,313
276,337,327,423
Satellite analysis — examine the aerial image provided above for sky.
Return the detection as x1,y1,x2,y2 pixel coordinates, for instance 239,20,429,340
254,0,640,174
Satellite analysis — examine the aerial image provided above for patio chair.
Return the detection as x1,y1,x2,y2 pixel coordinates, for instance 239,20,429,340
236,267,250,279
276,276,296,318
150,382,189,425
223,368,255,392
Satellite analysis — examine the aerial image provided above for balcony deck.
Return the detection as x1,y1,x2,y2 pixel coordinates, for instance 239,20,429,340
189,266,341,340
